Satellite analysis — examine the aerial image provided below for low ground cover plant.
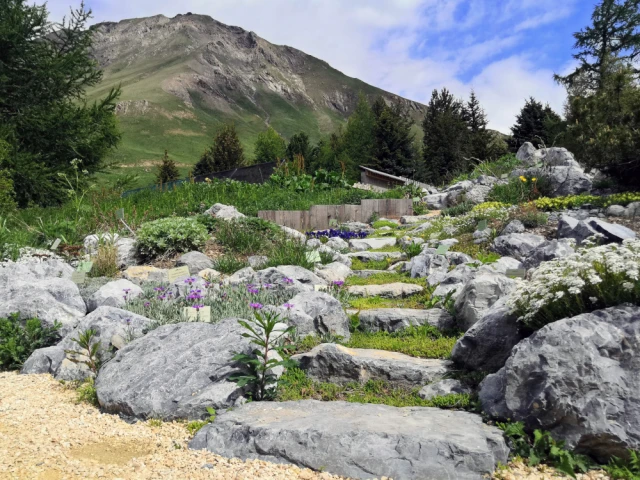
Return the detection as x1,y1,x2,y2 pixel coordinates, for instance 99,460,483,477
488,175,551,205
136,217,209,258
372,220,398,229
0,314,60,370
534,192,640,211
124,281,293,330
509,203,548,228
509,238,640,329
345,272,424,287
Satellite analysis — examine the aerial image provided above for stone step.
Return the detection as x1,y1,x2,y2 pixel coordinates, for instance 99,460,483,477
357,307,455,332
291,343,451,388
346,251,405,262
347,282,423,298
189,400,509,480
349,237,397,251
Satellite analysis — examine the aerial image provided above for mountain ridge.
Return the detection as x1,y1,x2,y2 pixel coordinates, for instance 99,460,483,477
86,13,426,184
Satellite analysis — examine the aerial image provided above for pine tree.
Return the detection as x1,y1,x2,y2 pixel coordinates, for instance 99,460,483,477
193,123,244,176
555,0,640,91
155,150,180,184
509,98,563,150
254,127,286,164
286,132,311,162
372,101,416,177
465,91,491,160
341,93,376,180
0,0,121,206
422,89,470,184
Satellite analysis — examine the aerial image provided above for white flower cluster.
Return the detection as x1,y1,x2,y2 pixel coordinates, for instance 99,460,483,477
508,238,640,325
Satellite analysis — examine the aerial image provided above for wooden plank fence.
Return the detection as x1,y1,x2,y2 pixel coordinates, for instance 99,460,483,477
258,199,413,231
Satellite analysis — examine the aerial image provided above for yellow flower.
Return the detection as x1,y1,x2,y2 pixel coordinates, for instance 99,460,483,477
519,175,527,183
532,177,537,182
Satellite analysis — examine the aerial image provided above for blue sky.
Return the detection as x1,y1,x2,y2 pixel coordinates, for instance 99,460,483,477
45,0,596,133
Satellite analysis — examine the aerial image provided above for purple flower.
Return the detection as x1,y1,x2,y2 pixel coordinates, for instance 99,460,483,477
246,283,255,288
283,303,295,310
250,302,263,310
222,292,228,298
192,304,204,311
125,318,131,325
263,283,273,289
282,277,294,285
144,302,150,307
158,295,166,300
332,280,345,287
123,288,131,293
154,286,165,292
248,287,259,295
187,289,203,301
184,277,197,285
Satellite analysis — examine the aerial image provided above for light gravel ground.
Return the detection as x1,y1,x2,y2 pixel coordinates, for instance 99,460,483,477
0,372,344,480
0,372,612,480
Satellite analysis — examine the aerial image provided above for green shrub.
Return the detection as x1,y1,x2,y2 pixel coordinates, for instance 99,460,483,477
90,239,119,278
214,217,281,255
264,239,313,270
488,175,551,205
136,217,209,258
75,377,99,406
510,239,640,330
212,255,248,274
441,202,473,217
0,314,60,370
451,154,520,183
372,220,398,229
413,201,428,215
510,203,548,229
605,450,640,480
498,422,589,478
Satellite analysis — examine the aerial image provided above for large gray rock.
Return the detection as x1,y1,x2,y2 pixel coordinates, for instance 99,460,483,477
409,253,450,283
347,282,423,298
491,233,546,261
425,193,447,209
325,237,349,251
86,279,143,312
589,218,636,243
190,400,509,480
314,262,352,283
274,291,350,341
177,251,213,273
280,225,307,243
0,262,86,335
293,343,451,388
480,305,640,461
96,319,259,420
501,220,525,236
358,308,455,333
433,265,477,300
346,251,405,262
418,379,473,400
22,307,153,381
204,203,245,220
522,239,575,270
516,142,537,164
349,237,396,251
558,215,636,245
226,266,323,294
487,257,523,275
451,298,528,373
547,165,593,196
454,272,515,331
465,184,492,205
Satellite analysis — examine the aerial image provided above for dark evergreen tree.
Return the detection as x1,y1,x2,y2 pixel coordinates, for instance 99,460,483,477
341,93,376,180
555,0,640,91
509,98,563,150
0,0,121,206
372,101,416,177
286,132,311,163
193,124,244,176
464,90,493,160
155,150,180,184
422,88,470,184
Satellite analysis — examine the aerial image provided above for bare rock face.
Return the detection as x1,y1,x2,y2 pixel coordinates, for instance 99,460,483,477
480,306,640,462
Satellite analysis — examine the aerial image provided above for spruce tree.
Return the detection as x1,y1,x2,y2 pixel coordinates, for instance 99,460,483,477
509,98,563,149
422,89,470,184
193,123,244,176
0,0,121,206
254,127,286,164
286,132,311,163
341,93,376,180
464,91,492,160
372,102,416,178
555,0,640,91
155,150,180,184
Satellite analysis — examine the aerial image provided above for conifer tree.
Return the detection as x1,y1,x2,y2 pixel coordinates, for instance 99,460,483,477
286,132,311,162
155,150,180,184
509,98,563,149
341,93,376,179
372,101,416,177
555,0,640,91
422,88,469,184
193,123,244,176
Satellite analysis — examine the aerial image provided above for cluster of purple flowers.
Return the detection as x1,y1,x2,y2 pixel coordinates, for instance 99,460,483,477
305,229,368,240
154,286,174,301
187,289,203,301
122,288,132,301
332,280,345,287
250,302,263,310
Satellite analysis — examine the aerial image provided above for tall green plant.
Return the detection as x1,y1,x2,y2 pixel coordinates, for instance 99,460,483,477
64,328,101,374
0,314,60,370
230,311,296,401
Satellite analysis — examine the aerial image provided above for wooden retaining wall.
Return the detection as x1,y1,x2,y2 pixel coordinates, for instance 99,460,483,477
258,198,413,231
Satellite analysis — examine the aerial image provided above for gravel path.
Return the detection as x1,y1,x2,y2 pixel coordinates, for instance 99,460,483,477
0,372,343,480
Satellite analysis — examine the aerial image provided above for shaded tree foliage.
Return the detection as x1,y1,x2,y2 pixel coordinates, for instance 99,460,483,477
193,123,244,176
0,0,121,207
155,150,180,184
509,98,563,150
254,127,286,164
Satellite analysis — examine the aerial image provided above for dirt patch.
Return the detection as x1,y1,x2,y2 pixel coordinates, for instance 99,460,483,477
69,440,154,465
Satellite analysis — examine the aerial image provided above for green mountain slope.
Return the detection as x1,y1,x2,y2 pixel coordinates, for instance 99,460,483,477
87,13,426,185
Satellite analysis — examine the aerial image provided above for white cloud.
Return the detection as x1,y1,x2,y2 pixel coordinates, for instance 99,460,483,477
44,0,577,133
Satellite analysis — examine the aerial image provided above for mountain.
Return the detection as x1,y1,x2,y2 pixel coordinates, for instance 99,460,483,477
87,13,427,184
